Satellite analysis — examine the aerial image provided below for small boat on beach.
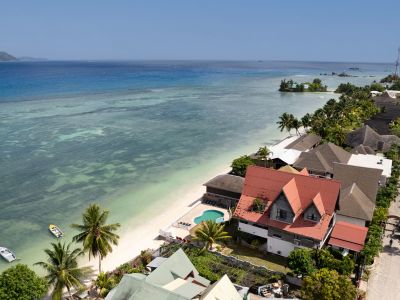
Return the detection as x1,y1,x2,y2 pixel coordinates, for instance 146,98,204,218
49,224,63,238
0,247,16,262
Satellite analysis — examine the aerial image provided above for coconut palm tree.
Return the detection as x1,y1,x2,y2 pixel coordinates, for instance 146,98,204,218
71,204,121,273
35,242,92,300
257,146,271,167
292,118,302,136
193,220,231,250
277,112,292,133
301,113,312,131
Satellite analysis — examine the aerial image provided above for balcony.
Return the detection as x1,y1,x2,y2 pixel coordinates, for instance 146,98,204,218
238,222,269,239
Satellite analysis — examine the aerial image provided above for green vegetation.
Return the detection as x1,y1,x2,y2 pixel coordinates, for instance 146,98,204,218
279,78,327,92
93,249,151,297
193,220,231,250
390,80,400,90
389,117,400,137
335,82,385,95
301,268,357,300
361,144,400,264
276,112,302,135
287,248,315,276
71,203,121,272
298,84,379,145
251,198,265,213
380,74,399,83
0,264,48,300
35,242,92,300
160,242,284,286
287,248,355,277
230,155,255,177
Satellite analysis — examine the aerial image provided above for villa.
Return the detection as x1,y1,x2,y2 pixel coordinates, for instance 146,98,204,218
253,133,320,169
345,125,400,153
293,143,351,178
203,174,244,208
106,248,242,300
328,221,368,255
233,166,340,257
333,163,382,226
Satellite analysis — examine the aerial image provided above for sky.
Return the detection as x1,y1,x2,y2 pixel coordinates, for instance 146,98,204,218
1,0,399,62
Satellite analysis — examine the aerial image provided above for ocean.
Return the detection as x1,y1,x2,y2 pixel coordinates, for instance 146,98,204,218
0,60,391,271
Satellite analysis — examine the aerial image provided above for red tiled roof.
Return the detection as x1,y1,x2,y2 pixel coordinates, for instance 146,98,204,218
282,178,302,215
312,193,325,216
328,221,368,252
233,166,340,240
300,168,309,176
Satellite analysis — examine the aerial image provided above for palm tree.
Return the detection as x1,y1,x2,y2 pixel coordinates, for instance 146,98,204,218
71,204,121,273
277,112,293,133
301,113,312,131
292,118,302,136
257,146,271,167
193,220,231,250
35,242,92,300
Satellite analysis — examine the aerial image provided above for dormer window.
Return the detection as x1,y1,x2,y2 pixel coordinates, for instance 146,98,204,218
306,213,318,221
276,209,287,220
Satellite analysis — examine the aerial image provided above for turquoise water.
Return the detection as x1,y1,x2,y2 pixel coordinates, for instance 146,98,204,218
0,61,390,271
194,210,225,224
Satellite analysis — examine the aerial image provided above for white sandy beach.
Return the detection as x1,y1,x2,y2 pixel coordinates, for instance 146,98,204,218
86,165,232,273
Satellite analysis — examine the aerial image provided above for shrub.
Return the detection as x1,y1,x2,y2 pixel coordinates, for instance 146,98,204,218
231,155,255,177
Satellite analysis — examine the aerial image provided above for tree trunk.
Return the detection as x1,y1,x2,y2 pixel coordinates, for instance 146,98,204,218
67,286,73,300
99,256,102,273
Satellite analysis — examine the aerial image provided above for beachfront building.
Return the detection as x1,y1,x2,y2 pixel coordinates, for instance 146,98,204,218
347,153,392,184
252,133,321,169
293,143,352,178
328,221,368,255
106,248,242,300
333,163,382,227
233,166,340,257
202,174,244,208
345,125,400,153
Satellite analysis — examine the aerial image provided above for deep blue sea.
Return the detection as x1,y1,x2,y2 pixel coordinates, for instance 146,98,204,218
0,60,391,271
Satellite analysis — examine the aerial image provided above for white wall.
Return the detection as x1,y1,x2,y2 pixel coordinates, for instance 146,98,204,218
336,214,366,227
267,235,295,257
238,222,269,239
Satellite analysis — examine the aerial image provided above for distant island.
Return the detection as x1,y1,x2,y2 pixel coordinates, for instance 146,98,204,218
0,51,17,61
0,51,46,62
279,78,328,92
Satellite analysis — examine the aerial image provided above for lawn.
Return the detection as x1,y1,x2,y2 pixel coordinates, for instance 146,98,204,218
220,242,288,273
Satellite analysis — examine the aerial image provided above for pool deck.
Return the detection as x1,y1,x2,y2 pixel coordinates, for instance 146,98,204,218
160,203,230,240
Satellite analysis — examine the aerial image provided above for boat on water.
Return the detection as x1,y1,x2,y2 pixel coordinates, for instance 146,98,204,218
49,224,63,238
0,247,16,262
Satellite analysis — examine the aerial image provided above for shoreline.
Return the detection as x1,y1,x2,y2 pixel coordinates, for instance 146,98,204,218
86,165,232,272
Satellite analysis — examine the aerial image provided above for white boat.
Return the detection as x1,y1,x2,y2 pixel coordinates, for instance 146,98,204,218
49,224,63,238
0,247,16,263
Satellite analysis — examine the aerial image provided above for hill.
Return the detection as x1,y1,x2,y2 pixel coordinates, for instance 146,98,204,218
0,51,17,61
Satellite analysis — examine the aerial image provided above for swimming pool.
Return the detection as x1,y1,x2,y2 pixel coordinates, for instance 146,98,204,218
194,210,224,224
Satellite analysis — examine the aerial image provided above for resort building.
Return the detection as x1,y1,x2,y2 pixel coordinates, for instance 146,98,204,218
293,143,351,178
253,133,320,169
333,163,382,227
203,174,244,208
233,166,340,257
328,221,368,255
345,125,400,153
347,153,392,184
106,248,242,300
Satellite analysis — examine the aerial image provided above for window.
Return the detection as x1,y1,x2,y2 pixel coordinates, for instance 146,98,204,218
307,213,317,221
276,209,287,219
273,233,282,239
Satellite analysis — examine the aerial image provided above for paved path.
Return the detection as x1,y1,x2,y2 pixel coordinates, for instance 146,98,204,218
366,192,400,300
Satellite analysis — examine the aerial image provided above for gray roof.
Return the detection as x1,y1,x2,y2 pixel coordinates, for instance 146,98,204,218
285,133,321,151
333,163,382,221
293,143,351,174
333,163,382,201
108,273,190,300
346,125,400,152
351,144,376,155
146,257,168,269
203,174,244,194
337,183,375,221
147,249,210,287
